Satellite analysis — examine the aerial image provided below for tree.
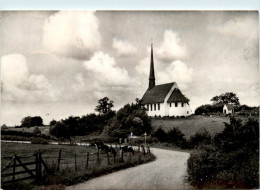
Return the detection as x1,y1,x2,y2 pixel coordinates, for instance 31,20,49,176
49,119,57,126
102,99,152,140
49,122,70,140
95,97,114,115
210,92,240,106
21,116,43,127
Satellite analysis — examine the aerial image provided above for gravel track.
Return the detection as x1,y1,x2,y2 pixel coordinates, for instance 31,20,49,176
67,148,192,190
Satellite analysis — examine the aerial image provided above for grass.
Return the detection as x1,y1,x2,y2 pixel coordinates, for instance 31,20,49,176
1,142,155,190
152,115,229,139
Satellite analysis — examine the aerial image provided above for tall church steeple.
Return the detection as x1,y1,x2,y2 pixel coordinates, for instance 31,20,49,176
148,43,155,90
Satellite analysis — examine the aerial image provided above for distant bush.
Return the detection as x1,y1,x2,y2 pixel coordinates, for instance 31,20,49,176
187,117,259,189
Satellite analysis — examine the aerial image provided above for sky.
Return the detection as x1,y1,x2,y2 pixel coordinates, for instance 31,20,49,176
0,11,259,126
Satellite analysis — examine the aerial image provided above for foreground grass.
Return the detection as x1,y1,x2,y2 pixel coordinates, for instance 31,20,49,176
1,142,155,190
152,115,229,139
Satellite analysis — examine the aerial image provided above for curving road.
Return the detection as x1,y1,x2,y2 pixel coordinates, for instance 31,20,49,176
67,148,193,190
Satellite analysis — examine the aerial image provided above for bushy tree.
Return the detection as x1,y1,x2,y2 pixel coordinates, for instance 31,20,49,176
210,92,240,106
102,99,151,140
49,119,57,126
95,97,114,115
49,122,70,140
21,116,43,127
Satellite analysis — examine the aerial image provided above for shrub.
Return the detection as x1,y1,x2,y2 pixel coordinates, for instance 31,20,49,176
187,117,259,189
188,128,211,149
152,127,168,142
167,127,187,148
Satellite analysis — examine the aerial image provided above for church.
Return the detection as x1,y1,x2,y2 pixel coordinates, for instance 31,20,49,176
141,44,192,117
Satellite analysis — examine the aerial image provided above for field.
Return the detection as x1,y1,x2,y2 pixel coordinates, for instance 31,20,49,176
152,115,230,139
1,142,155,189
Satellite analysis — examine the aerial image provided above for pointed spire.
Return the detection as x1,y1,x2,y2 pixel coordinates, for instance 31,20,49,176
148,43,155,90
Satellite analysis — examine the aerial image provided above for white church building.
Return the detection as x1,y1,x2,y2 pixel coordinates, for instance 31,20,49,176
141,44,192,117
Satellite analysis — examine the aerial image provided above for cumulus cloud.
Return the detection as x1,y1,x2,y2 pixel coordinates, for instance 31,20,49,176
1,54,58,102
212,16,258,40
83,51,134,86
112,38,137,56
157,60,193,89
135,56,193,90
156,29,186,62
43,11,101,59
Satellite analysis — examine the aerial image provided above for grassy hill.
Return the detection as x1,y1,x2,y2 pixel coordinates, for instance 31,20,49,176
151,115,230,139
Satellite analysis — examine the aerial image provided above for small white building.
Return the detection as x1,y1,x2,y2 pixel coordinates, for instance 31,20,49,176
141,44,192,117
223,104,234,114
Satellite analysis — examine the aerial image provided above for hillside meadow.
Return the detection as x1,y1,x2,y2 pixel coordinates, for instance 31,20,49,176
151,115,229,139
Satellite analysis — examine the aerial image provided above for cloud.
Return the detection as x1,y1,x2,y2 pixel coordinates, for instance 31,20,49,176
112,38,137,56
136,56,193,90
156,29,186,62
211,16,258,40
157,60,193,89
1,54,59,102
43,11,101,59
83,51,133,86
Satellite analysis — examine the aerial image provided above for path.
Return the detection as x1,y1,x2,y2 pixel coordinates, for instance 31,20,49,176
67,148,192,190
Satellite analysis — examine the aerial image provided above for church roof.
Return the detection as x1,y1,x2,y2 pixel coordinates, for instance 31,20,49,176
141,82,175,104
167,88,189,103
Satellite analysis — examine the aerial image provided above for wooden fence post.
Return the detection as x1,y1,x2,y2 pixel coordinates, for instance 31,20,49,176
107,152,110,165
96,150,100,165
121,151,124,162
12,154,16,182
86,152,89,169
35,153,39,182
38,152,42,179
75,154,77,171
113,152,116,164
57,149,61,171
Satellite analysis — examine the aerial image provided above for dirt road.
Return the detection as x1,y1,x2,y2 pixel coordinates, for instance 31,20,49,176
67,148,192,190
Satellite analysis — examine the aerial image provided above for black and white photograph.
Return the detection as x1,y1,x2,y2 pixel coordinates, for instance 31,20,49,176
0,10,259,190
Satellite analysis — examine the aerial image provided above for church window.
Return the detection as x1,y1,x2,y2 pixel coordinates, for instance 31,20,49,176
158,103,160,110
154,104,156,111
170,103,171,107
147,104,149,111
175,102,178,107
151,104,153,111
182,103,184,107
187,111,189,114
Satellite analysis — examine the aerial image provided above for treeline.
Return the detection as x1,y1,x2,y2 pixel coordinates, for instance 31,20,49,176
195,104,259,116
187,117,259,189
49,98,152,142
